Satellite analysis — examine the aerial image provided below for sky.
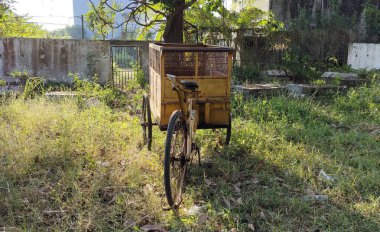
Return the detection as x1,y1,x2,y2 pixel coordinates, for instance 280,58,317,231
13,0,74,31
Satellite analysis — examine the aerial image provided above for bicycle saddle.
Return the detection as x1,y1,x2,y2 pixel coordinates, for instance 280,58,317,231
180,80,199,91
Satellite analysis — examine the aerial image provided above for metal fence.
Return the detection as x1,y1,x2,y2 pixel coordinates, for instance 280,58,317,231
111,45,138,89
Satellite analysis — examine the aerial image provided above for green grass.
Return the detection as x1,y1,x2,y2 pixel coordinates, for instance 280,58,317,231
0,80,379,231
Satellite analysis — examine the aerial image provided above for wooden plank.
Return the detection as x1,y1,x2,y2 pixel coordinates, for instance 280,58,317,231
159,52,166,127
227,53,233,97
205,103,210,124
150,42,234,52
195,52,199,83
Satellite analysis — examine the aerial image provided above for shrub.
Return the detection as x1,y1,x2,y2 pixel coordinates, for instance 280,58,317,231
133,64,146,88
233,65,260,84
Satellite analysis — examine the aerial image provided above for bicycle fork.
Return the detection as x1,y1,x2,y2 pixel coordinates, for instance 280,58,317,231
187,99,199,163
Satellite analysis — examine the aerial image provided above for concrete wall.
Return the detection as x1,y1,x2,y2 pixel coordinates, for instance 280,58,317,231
0,38,112,84
348,43,380,70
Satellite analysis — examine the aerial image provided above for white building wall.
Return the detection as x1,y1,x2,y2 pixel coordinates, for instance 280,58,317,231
73,0,136,39
348,43,380,70
225,0,270,12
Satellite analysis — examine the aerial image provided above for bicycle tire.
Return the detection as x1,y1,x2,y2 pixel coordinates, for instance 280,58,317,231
164,110,187,209
225,113,232,145
141,95,152,150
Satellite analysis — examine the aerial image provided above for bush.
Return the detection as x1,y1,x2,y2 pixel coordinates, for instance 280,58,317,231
23,77,45,99
233,65,260,84
133,64,146,88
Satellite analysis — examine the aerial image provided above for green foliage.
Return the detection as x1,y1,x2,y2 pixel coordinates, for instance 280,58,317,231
85,0,167,40
311,79,326,86
282,48,325,82
232,65,260,84
0,97,165,230
289,1,356,31
333,84,380,121
69,73,145,112
279,50,378,84
365,4,380,39
49,25,85,39
368,70,380,83
10,69,29,78
0,1,48,38
0,80,6,86
185,1,283,44
133,64,146,88
23,77,45,99
0,80,379,230
85,0,117,39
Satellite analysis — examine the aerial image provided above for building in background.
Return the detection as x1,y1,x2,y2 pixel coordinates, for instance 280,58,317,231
73,0,138,40
225,0,270,12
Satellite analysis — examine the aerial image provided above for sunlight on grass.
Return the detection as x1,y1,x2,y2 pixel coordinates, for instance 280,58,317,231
0,80,379,230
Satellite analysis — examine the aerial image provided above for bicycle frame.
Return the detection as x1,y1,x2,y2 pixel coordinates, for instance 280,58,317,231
167,74,199,158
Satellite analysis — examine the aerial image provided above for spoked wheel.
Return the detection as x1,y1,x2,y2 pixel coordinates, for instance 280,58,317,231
141,95,152,150
225,113,232,146
164,110,188,209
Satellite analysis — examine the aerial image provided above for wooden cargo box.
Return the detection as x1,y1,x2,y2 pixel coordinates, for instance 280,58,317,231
149,43,234,130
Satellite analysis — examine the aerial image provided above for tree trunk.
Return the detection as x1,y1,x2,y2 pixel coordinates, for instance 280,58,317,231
163,1,184,43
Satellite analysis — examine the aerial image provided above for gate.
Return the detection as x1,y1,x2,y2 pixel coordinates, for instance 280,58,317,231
111,46,139,89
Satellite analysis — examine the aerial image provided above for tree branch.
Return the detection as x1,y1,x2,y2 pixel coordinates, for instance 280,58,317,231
88,0,166,30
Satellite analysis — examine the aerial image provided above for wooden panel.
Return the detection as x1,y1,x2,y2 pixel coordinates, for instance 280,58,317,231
210,109,230,124
162,102,180,126
163,77,229,100
149,67,161,123
159,101,230,128
148,42,234,129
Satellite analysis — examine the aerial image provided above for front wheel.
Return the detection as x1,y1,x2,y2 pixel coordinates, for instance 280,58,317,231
164,110,187,209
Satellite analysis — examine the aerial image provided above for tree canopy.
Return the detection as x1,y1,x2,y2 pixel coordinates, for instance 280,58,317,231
86,0,282,43
185,0,282,44
0,0,48,38
87,0,197,42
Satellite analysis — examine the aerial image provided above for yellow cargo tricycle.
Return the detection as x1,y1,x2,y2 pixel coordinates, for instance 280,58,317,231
141,43,235,209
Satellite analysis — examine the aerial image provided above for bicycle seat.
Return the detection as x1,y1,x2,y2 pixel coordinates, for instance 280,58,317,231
180,80,199,91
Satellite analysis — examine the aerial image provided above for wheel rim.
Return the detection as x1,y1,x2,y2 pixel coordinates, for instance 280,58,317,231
141,96,147,144
141,95,152,150
225,113,232,145
165,111,187,208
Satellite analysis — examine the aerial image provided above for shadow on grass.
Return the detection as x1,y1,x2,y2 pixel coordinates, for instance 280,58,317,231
181,145,380,231
171,89,380,230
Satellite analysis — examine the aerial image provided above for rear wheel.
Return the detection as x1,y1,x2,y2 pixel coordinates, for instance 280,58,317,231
141,95,152,150
164,110,187,209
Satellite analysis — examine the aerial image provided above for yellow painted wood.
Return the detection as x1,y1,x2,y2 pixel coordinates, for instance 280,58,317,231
148,43,234,130
227,53,233,96
195,52,199,83
205,103,210,124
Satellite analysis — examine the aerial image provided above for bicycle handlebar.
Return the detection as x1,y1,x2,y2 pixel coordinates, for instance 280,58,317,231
167,74,177,82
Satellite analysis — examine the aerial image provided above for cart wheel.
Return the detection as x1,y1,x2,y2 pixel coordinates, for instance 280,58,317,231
164,110,188,209
225,113,232,146
141,95,152,150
